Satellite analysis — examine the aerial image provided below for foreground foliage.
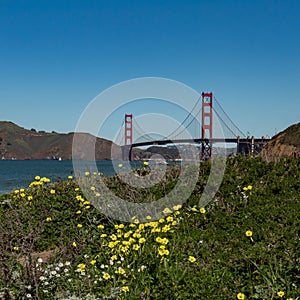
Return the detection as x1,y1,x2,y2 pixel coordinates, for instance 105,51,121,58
0,157,299,299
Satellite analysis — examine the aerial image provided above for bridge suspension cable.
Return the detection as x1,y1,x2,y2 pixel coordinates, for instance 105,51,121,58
133,119,155,142
213,96,246,137
164,94,202,140
211,106,239,138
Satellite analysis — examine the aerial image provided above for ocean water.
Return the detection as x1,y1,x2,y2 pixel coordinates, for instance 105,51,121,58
0,160,120,195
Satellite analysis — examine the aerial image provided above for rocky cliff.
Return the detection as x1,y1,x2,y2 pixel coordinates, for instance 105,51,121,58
260,122,300,161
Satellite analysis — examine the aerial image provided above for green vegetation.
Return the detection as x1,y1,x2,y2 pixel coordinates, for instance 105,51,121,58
278,123,300,148
0,157,299,299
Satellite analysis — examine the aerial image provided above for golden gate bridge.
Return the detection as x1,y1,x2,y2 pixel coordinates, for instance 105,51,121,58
121,92,270,161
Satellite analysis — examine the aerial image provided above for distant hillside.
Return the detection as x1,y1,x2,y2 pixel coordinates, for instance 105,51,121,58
0,121,121,160
260,122,300,161
133,146,180,160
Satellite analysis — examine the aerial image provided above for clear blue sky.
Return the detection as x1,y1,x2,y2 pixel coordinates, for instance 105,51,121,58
0,0,299,141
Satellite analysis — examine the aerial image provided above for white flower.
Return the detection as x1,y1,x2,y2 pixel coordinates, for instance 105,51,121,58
64,268,69,273
43,290,48,293
58,262,64,267
39,276,46,281
84,254,89,259
44,282,49,286
26,294,32,298
68,278,72,282
55,267,60,271
65,261,71,266
109,260,114,265
37,258,43,263
50,270,57,275
100,264,105,269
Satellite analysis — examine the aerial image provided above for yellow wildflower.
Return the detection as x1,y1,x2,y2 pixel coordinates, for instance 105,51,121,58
27,195,33,200
50,189,55,194
122,286,129,293
132,244,140,250
35,176,40,180
77,263,85,272
76,210,81,214
163,207,172,214
85,172,90,176
139,237,146,243
68,175,73,179
245,230,253,237
146,215,152,220
72,241,77,247
90,260,96,265
162,224,171,232
46,217,52,222
277,291,285,298
117,267,126,275
143,161,149,166
20,193,26,198
77,224,83,228
166,216,173,222
100,234,107,238
199,207,206,214
237,293,245,300
188,256,196,263
14,190,19,194
173,204,182,210
90,186,95,191
97,224,104,229
158,248,169,256
110,234,117,241
118,163,123,168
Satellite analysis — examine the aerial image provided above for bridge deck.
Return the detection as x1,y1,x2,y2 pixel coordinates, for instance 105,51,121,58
129,138,270,148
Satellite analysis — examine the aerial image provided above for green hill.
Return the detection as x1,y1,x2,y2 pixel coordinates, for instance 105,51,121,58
0,121,121,160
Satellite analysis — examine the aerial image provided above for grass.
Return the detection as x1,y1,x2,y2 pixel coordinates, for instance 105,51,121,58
0,156,299,299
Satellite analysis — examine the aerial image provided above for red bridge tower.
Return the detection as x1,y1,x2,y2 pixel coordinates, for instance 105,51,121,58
201,92,213,159
123,114,133,160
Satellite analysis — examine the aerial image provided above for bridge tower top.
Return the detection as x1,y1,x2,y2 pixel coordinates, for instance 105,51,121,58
123,114,133,160
201,92,213,140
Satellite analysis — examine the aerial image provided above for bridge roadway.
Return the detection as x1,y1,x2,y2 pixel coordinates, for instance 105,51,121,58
129,138,270,148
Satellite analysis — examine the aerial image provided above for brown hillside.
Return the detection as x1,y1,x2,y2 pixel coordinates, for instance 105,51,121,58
0,121,121,160
260,122,300,161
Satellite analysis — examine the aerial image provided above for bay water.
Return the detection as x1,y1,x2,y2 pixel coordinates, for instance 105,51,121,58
0,160,122,195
